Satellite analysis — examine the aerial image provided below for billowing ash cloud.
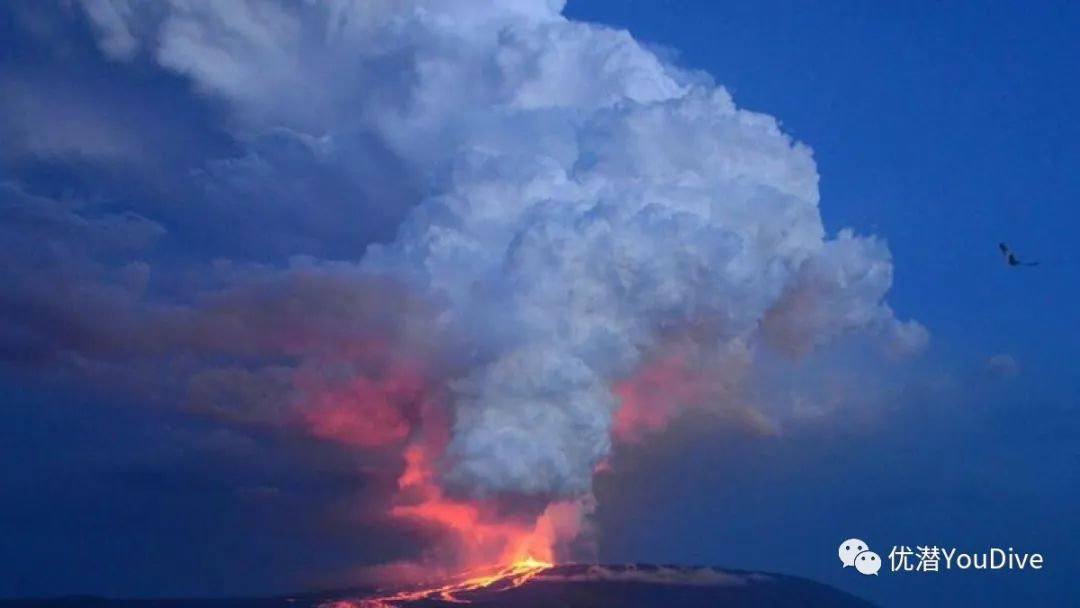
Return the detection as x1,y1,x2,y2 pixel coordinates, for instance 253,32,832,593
34,0,925,503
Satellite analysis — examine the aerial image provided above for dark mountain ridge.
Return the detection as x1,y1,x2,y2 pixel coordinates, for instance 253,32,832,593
1,563,874,608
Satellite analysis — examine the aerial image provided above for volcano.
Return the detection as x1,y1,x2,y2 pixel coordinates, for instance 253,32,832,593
4,564,874,608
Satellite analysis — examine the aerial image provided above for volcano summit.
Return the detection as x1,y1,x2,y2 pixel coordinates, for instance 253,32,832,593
330,563,875,608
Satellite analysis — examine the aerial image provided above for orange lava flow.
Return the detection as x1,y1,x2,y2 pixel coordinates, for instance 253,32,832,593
347,556,553,607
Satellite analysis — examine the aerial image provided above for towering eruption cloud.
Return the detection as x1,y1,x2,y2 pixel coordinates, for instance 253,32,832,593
64,0,926,576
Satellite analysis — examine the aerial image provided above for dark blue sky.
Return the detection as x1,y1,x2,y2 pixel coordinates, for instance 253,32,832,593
2,1,1078,606
567,0,1080,391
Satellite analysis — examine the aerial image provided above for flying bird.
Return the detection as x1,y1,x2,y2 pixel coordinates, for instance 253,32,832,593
999,242,1039,267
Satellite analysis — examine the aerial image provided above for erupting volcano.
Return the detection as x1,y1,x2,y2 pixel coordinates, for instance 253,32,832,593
4,1,925,605
8,565,874,608
298,346,735,589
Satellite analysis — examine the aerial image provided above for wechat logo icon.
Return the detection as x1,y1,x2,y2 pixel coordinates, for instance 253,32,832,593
839,538,881,576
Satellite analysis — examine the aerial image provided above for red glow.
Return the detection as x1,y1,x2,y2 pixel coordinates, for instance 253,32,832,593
299,365,427,448
612,353,709,443
297,347,721,595
292,357,580,588
333,440,577,606
391,442,582,568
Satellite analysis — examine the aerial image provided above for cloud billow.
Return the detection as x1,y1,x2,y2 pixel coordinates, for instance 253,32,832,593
9,0,926,514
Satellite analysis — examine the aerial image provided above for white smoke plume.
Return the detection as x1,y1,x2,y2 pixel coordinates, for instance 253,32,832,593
77,0,926,499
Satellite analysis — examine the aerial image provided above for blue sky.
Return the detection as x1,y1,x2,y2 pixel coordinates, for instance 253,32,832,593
565,2,1080,604
1,1,1077,606
567,0,1080,390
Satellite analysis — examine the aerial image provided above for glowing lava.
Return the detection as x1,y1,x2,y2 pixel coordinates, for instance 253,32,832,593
334,556,554,607
333,439,576,606
386,431,589,571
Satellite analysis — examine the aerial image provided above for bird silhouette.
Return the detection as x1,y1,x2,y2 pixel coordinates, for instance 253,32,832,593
999,242,1039,267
